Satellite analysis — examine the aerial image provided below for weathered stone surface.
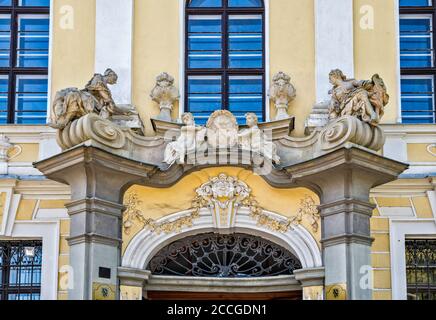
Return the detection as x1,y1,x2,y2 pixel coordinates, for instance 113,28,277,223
269,71,296,120
150,72,179,121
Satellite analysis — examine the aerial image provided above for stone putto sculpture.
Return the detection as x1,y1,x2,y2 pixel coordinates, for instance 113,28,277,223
163,112,206,165
269,71,296,121
50,69,135,129
150,72,180,121
328,69,389,126
163,111,281,166
238,113,281,164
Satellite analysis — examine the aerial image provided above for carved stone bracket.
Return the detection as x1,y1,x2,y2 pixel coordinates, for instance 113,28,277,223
320,116,385,152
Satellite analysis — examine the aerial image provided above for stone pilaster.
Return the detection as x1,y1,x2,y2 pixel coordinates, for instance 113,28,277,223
118,267,150,300
35,146,157,300
294,267,325,300
285,147,408,300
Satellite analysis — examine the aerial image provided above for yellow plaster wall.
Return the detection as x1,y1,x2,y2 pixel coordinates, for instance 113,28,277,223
58,219,70,300
370,214,392,299
39,199,68,209
270,0,315,135
122,167,321,252
354,0,399,124
370,189,436,300
8,144,39,163
0,192,6,230
51,0,96,106
407,144,436,163
132,0,180,136
15,199,37,221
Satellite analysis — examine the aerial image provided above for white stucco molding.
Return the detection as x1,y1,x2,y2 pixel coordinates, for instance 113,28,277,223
95,0,133,105
315,0,354,102
122,208,322,271
390,219,436,300
10,221,60,300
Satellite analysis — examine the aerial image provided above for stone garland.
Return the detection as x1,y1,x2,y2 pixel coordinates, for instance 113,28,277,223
123,189,320,236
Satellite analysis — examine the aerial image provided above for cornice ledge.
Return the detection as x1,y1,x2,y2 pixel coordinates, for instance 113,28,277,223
283,146,408,181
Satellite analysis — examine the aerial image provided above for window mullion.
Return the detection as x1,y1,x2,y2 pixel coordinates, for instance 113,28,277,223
223,11,228,110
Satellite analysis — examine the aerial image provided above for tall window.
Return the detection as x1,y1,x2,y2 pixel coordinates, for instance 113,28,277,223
0,0,49,125
185,0,265,124
400,0,436,123
0,241,42,300
405,239,436,300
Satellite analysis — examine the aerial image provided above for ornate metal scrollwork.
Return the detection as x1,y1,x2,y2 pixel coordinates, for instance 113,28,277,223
148,233,302,277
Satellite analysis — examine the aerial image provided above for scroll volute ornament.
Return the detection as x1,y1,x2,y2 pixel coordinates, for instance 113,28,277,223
269,71,296,121
150,72,180,122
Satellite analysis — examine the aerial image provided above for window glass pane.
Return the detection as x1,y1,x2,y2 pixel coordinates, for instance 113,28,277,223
189,0,222,7
0,0,11,6
0,15,11,68
401,76,435,123
0,76,7,124
228,0,262,7
15,76,48,124
400,0,432,6
17,15,49,67
19,0,50,6
228,15,263,69
0,242,42,301
188,76,222,124
406,239,436,300
188,16,222,69
229,75,263,123
400,17,433,68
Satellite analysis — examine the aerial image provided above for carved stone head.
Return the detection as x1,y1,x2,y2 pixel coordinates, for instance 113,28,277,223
329,69,346,86
104,68,118,85
272,71,291,87
181,112,195,126
245,112,259,128
156,72,175,88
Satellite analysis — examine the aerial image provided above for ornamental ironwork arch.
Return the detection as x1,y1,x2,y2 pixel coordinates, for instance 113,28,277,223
147,233,302,278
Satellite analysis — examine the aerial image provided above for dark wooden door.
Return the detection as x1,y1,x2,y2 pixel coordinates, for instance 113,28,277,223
147,291,302,300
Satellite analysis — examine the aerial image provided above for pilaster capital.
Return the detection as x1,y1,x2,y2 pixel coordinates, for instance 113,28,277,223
294,267,325,287
118,267,151,287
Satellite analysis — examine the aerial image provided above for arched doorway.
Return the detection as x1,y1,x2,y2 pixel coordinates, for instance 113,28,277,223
145,232,303,300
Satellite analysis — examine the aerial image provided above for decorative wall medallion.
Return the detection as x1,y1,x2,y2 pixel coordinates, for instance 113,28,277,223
427,144,436,157
206,110,239,149
92,282,116,300
195,173,251,229
326,283,347,300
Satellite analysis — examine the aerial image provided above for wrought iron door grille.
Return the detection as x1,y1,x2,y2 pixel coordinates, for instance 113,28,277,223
0,240,42,300
148,233,302,277
405,239,436,300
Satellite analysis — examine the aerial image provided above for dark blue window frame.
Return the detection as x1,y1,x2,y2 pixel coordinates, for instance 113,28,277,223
185,0,266,125
0,0,49,124
400,0,436,123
